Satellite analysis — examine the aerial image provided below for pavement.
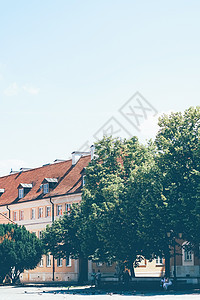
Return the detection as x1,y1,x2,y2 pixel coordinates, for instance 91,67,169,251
0,285,200,300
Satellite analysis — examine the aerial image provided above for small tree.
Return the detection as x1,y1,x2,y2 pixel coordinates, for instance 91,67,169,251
0,224,43,283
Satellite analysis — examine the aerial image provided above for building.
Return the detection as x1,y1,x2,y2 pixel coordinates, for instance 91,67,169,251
0,150,199,283
0,152,91,282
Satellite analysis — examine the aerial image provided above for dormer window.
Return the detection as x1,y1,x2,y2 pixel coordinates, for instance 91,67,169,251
82,175,86,186
0,189,5,196
19,188,24,199
43,183,49,194
18,183,32,199
42,178,58,194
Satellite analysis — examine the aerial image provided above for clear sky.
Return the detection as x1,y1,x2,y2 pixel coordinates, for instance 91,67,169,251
0,0,200,176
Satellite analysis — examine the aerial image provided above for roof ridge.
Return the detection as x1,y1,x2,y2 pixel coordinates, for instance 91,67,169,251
0,154,91,207
0,158,73,180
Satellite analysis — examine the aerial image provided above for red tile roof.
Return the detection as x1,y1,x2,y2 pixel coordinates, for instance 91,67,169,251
0,155,91,207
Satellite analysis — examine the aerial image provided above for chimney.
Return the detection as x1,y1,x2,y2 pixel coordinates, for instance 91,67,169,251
72,151,76,166
10,169,19,175
72,151,90,166
90,145,95,160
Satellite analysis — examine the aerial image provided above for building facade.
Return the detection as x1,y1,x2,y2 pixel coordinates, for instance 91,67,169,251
0,153,91,282
0,151,199,282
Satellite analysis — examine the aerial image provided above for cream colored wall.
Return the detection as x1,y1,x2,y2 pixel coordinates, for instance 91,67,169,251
91,259,165,278
91,262,116,276
135,259,165,277
0,194,82,282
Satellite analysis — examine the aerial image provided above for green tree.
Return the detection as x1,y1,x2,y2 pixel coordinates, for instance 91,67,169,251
43,203,89,282
43,107,200,279
43,137,156,276
135,158,172,276
155,107,200,244
0,223,43,283
136,107,200,276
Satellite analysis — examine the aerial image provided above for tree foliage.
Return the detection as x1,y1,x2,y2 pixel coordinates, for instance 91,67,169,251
155,106,200,248
43,106,200,276
44,137,157,273
135,107,200,275
0,223,43,283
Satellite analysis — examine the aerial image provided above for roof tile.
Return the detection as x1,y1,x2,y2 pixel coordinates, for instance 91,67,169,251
0,155,91,206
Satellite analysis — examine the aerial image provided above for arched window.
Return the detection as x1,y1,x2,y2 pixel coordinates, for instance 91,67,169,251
182,241,194,266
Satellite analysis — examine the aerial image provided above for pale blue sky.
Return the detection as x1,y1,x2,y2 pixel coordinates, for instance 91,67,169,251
0,0,200,176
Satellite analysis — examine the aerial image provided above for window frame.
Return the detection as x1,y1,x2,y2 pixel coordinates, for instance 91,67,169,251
19,210,24,221
46,254,51,267
65,203,71,215
57,257,63,267
38,231,43,239
31,208,36,220
57,204,62,216
38,207,43,219
13,211,17,221
39,257,44,267
82,175,86,186
184,249,192,261
18,188,24,199
46,206,51,217
156,256,164,266
182,241,194,266
66,256,71,267
43,183,49,194
106,261,113,267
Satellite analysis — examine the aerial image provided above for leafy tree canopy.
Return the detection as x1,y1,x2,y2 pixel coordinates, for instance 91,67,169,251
155,106,200,250
44,137,157,274
43,106,200,276
0,223,43,283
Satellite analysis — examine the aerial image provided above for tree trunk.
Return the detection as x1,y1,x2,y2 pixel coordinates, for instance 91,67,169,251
129,260,135,278
78,257,88,283
164,247,171,277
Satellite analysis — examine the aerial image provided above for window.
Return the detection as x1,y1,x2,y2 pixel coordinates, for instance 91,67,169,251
82,175,86,186
38,207,43,218
156,256,164,265
43,183,49,194
18,184,32,198
46,254,51,267
46,206,51,217
0,188,5,196
106,261,112,267
19,210,24,221
182,242,194,266
184,250,192,261
13,211,17,221
39,257,44,267
57,258,63,267
18,188,24,199
66,256,71,267
38,231,43,239
31,208,36,219
57,205,62,216
42,178,58,194
138,257,146,266
65,204,71,215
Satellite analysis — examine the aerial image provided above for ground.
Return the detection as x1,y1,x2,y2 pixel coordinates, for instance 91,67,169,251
0,286,200,300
